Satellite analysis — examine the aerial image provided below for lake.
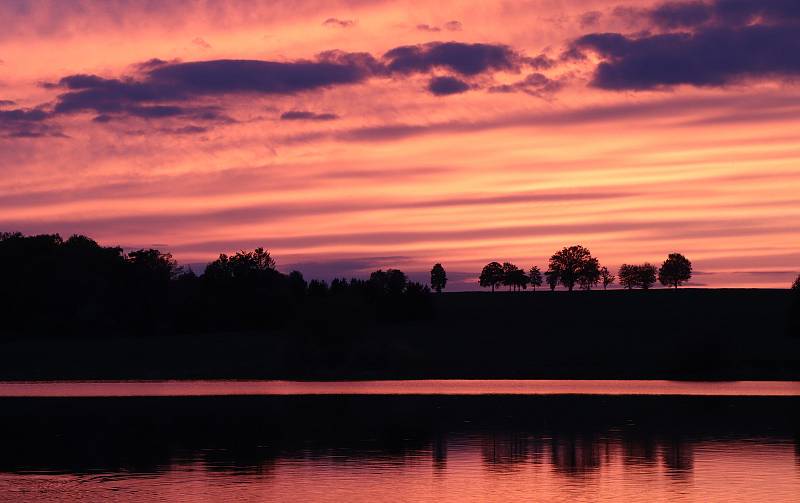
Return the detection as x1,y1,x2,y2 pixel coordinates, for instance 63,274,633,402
0,380,798,502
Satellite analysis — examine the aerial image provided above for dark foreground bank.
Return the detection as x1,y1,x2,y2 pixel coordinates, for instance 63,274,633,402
1,289,798,380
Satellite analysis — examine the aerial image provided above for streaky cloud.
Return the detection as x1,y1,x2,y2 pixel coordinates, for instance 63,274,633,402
280,110,339,121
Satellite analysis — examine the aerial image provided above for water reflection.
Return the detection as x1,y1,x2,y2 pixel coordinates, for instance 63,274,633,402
0,395,797,502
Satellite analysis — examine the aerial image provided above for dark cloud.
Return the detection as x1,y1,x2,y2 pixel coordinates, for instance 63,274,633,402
383,42,522,76
0,108,48,122
280,110,339,120
36,41,544,130
650,1,713,28
148,58,375,94
653,0,800,28
322,17,354,28
575,12,800,90
427,76,470,96
0,107,62,139
0,100,15,107
52,57,376,119
443,20,462,31
579,10,602,28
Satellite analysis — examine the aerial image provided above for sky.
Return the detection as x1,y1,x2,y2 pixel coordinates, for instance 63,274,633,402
1,0,799,289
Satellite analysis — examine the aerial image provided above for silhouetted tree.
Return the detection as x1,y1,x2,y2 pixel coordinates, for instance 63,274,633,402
619,263,658,289
548,245,598,291
330,277,349,294
502,263,528,291
529,266,543,291
600,266,615,290
618,264,638,289
370,269,408,296
479,262,504,292
501,262,528,291
658,253,692,289
430,263,447,293
545,268,559,291
126,248,181,329
127,249,180,282
793,274,800,291
308,279,329,296
578,257,601,290
638,263,658,289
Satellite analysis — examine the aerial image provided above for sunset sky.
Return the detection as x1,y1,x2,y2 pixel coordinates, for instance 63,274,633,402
2,0,799,288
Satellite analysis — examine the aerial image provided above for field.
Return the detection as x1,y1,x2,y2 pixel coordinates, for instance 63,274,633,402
1,289,797,380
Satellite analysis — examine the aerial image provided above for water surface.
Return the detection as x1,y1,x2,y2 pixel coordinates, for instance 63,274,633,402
0,384,797,502
1,379,798,397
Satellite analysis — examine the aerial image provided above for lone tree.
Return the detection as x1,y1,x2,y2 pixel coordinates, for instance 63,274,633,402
600,266,615,290
793,274,800,291
529,266,543,291
479,261,504,292
658,253,692,289
638,263,658,289
430,263,447,293
548,245,598,291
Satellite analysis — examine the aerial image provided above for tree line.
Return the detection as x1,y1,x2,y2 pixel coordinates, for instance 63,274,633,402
469,245,693,292
0,232,432,337
2,232,797,339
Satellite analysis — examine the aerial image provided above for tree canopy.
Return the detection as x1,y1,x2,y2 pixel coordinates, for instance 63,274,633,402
619,263,657,289
430,263,447,293
545,268,559,291
658,253,692,289
600,266,615,290
529,266,543,291
548,245,598,291
501,262,529,291
479,262,504,292
0,232,433,337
